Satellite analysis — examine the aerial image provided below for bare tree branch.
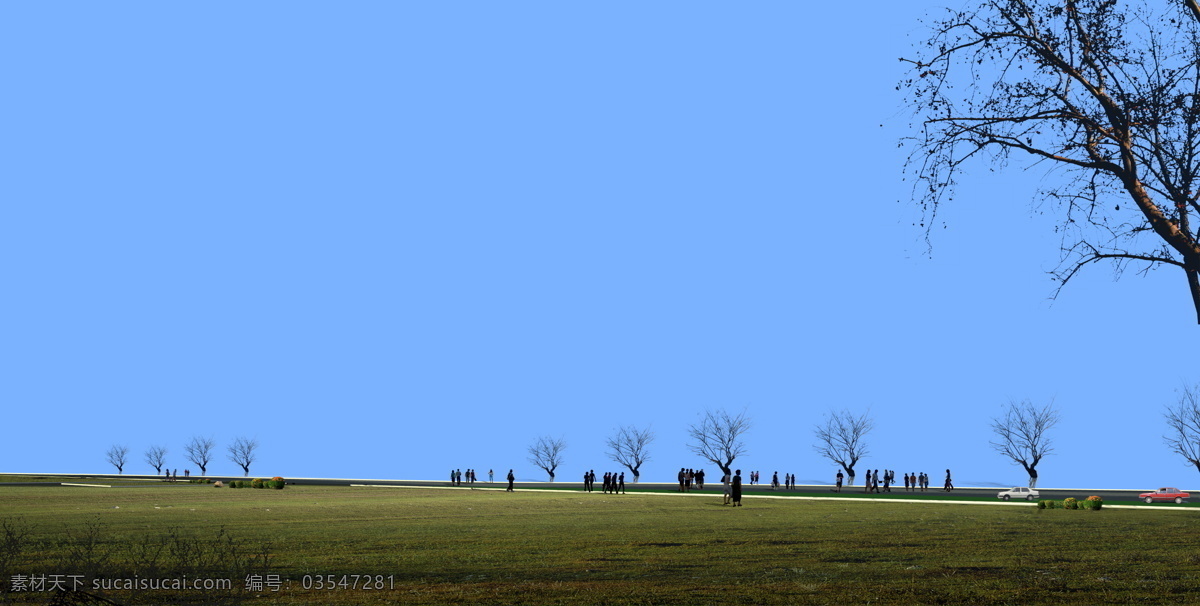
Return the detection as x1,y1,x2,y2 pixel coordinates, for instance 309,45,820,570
902,0,1200,322
1186,0,1200,25
990,399,1060,487
105,444,129,474
606,425,655,482
144,445,168,474
226,437,260,477
1163,383,1200,474
527,436,567,482
687,408,751,476
184,436,216,476
813,409,874,486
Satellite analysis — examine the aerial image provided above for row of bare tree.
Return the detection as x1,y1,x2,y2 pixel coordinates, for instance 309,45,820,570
526,385,1200,486
104,437,260,477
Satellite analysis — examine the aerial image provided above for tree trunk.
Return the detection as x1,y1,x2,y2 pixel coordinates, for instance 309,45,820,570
631,469,640,483
846,470,856,486
1187,267,1200,325
1025,465,1038,488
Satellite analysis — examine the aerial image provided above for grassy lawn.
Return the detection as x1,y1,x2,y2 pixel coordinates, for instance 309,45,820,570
2,482,1199,604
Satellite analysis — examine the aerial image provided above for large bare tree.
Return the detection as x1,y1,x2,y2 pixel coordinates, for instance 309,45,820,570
902,0,1200,322
686,408,751,476
990,399,1060,487
105,444,129,474
605,425,655,483
812,409,874,486
527,436,567,482
1163,384,1200,473
226,437,259,477
144,445,168,474
184,436,216,476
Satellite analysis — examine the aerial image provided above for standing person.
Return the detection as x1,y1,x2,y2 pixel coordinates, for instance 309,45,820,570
722,470,732,505
944,469,953,492
489,469,494,483
618,472,625,494
835,469,844,493
678,468,686,492
863,469,871,493
771,471,779,491
506,469,515,491
696,469,705,490
882,470,891,493
731,470,744,507
583,470,590,492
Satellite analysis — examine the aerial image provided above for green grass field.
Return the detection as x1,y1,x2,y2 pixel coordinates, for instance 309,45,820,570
2,480,1200,605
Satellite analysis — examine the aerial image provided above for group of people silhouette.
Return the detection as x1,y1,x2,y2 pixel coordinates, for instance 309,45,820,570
583,470,626,493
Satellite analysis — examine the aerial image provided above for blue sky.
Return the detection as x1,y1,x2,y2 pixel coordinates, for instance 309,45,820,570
3,2,1196,490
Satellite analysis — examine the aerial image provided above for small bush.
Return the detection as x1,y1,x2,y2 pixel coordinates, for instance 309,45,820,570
271,477,286,490
1041,499,1059,509
1036,500,1046,509
1063,497,1078,510
251,478,266,489
1086,495,1104,510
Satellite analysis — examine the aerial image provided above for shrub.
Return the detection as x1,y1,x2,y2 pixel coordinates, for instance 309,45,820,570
1041,499,1059,509
1086,495,1104,510
1036,500,1046,509
271,477,286,490
1063,497,1078,510
251,478,266,489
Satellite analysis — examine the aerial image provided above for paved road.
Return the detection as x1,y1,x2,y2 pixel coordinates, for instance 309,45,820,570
0,474,1176,503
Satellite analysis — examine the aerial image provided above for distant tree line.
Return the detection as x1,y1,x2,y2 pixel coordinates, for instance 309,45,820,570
103,436,260,477
517,385,1200,486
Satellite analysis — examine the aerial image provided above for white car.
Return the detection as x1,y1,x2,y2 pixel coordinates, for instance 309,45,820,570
997,487,1039,501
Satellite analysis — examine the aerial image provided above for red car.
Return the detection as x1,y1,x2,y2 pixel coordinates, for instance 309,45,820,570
1138,487,1190,504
